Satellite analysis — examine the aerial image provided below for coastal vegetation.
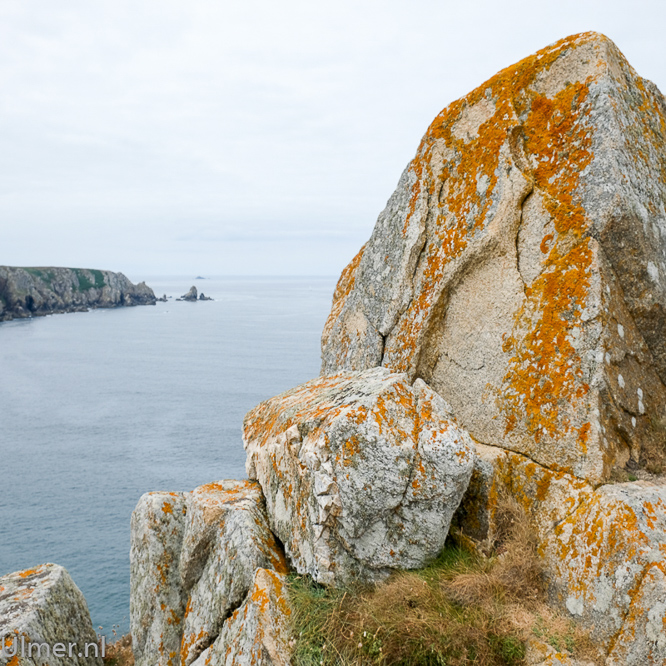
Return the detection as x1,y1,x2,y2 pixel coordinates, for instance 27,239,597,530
288,496,591,666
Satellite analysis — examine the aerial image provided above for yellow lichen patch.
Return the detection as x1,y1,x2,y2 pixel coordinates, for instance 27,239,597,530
162,501,174,515
548,489,666,610
341,435,362,467
501,240,593,442
180,626,208,664
494,72,598,451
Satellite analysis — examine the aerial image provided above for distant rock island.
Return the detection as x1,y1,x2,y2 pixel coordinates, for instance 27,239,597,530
0,266,157,322
177,285,213,301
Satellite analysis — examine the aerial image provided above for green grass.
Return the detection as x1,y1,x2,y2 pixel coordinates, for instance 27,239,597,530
287,497,592,666
74,268,106,291
23,267,56,286
288,542,529,666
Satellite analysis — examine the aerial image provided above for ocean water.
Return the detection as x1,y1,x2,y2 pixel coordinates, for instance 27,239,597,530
0,276,336,635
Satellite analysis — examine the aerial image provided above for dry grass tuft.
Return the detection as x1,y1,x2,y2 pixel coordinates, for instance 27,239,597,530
102,634,134,666
289,494,591,665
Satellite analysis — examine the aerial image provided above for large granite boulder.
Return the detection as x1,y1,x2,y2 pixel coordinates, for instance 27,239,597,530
130,480,288,666
453,443,666,659
320,32,666,486
0,563,102,666
190,568,293,666
545,481,666,656
243,367,475,585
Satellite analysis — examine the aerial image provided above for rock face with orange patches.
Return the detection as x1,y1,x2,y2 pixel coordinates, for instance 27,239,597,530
243,368,475,585
190,569,293,666
454,445,666,659
131,491,188,666
130,481,288,666
605,560,666,665
0,563,102,666
179,482,287,666
543,481,666,651
321,32,666,486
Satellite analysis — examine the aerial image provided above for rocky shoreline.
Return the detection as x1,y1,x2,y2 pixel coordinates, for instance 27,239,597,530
0,266,157,322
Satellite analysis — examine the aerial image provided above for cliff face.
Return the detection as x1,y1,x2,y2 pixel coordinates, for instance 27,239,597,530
0,266,156,321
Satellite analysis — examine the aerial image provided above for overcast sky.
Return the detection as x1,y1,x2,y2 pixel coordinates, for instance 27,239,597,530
1,0,664,279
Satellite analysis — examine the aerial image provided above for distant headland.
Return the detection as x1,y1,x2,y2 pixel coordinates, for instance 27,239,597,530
0,266,157,322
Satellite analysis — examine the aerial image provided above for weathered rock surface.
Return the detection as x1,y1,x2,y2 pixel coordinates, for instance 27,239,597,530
130,480,288,666
320,32,666,486
243,367,475,585
179,482,288,666
545,481,666,652
131,491,189,666
0,563,102,666
0,266,156,321
190,568,293,666
453,443,666,658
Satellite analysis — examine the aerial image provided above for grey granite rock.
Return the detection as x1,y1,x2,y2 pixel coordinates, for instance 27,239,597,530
320,32,666,487
244,368,475,586
0,563,102,666
190,568,293,666
130,481,287,666
178,287,198,302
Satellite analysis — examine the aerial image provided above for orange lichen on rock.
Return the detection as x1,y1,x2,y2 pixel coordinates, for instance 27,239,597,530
500,77,595,445
320,243,367,356
244,368,475,586
17,566,43,579
383,33,601,375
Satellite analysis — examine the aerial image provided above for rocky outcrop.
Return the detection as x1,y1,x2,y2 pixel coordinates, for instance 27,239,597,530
178,286,198,301
453,445,666,660
318,31,666,662
320,31,666,487
244,368,475,585
0,266,156,321
190,568,293,666
124,31,666,666
0,563,102,666
130,480,288,666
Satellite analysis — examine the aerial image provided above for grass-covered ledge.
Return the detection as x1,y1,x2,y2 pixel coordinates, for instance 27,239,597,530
288,497,593,666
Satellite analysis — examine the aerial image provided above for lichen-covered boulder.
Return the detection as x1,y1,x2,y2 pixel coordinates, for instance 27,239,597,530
131,491,189,666
243,367,475,585
544,481,666,650
179,482,288,666
0,563,102,666
190,568,293,666
453,447,666,660
130,481,288,666
605,560,666,665
320,31,666,486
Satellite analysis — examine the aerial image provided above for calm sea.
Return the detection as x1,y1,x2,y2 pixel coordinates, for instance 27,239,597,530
0,276,336,635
